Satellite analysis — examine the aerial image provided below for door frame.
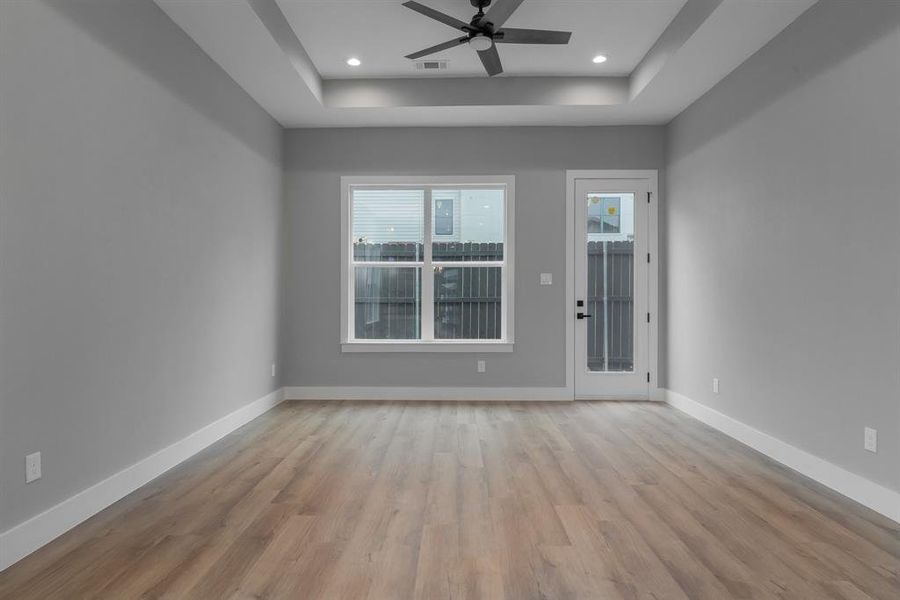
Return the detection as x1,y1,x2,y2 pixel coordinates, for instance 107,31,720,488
565,170,660,400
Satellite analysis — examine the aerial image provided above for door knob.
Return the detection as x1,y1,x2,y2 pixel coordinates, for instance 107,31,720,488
577,312,592,319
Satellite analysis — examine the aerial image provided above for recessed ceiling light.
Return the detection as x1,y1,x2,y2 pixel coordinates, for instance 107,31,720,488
346,57,361,67
592,55,608,64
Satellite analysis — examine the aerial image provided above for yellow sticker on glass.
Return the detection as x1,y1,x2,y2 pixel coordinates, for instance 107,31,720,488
607,206,617,215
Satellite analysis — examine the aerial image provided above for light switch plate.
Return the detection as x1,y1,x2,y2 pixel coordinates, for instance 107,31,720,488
26,452,41,483
477,360,486,373
864,427,877,453
540,273,552,286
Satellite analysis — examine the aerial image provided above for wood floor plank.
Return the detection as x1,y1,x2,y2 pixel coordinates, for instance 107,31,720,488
1,401,897,600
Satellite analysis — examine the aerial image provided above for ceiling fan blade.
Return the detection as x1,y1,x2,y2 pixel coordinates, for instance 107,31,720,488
496,28,571,45
477,0,526,29
402,1,470,32
477,45,503,77
405,37,468,60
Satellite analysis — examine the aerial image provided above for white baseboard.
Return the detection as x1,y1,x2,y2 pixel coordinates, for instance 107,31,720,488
0,388,285,572
664,388,900,524
283,386,573,402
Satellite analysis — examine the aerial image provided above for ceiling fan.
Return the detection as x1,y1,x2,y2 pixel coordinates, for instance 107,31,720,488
402,0,572,77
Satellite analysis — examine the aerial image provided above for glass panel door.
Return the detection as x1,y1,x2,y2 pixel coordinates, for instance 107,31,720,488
575,179,649,398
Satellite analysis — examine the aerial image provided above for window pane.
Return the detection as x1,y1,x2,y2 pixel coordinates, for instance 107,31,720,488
602,216,620,233
432,189,504,261
354,266,421,339
585,193,635,372
587,195,632,241
434,266,502,340
434,198,454,235
353,189,424,261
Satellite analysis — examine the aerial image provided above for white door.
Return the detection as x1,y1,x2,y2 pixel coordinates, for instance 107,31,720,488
574,178,650,399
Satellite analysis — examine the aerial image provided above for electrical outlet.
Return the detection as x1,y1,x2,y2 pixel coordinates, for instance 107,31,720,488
477,360,486,373
864,427,877,453
271,363,276,377
540,273,553,286
25,452,41,483
712,378,720,394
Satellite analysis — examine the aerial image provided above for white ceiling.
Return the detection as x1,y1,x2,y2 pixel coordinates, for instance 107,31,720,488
277,0,686,78
154,0,818,127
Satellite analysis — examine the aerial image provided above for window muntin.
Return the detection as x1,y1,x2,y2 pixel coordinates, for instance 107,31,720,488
344,178,513,347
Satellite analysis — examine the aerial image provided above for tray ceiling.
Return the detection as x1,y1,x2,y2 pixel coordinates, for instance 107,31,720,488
154,0,818,127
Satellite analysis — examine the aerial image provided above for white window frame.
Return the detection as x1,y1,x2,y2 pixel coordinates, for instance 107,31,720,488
341,175,515,353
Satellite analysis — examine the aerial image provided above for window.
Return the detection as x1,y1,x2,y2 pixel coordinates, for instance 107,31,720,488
433,196,454,236
587,194,634,241
341,176,514,352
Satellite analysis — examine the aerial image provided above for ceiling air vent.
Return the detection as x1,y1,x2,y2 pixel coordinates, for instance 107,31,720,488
415,59,449,72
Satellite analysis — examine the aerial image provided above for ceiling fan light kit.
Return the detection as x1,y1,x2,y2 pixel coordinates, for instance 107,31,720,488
402,0,572,77
469,34,493,52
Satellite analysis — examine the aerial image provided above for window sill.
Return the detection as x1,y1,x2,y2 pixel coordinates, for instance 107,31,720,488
341,341,514,353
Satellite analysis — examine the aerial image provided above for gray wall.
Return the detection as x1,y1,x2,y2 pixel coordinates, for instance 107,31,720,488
665,1,900,491
0,0,283,530
282,126,665,387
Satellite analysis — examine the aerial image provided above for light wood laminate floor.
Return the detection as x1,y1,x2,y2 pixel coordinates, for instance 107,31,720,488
1,401,898,599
